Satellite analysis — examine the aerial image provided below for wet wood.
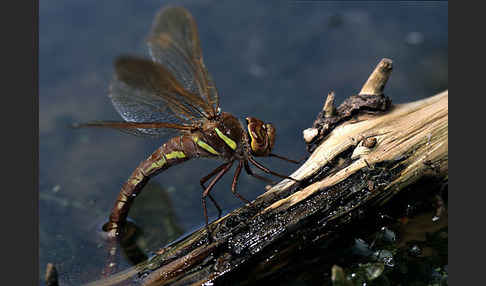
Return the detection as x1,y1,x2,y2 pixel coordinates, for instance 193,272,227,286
85,58,448,286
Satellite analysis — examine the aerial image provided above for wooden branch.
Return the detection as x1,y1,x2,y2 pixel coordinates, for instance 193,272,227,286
304,59,393,152
359,58,393,95
85,59,448,286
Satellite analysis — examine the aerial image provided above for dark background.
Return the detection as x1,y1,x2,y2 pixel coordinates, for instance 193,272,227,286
39,1,447,284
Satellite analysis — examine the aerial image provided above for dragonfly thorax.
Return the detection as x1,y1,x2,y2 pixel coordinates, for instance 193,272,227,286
245,117,276,157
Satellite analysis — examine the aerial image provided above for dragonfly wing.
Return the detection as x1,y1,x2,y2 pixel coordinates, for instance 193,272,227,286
73,121,194,138
147,7,219,117
85,7,221,138
109,56,210,137
111,75,192,124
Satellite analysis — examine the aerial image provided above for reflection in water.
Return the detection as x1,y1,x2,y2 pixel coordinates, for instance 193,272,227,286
41,182,184,284
123,182,184,261
101,182,184,280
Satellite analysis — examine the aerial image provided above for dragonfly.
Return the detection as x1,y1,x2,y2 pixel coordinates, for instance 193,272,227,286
76,7,299,239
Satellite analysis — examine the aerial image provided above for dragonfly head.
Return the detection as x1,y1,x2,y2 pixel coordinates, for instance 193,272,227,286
246,117,276,156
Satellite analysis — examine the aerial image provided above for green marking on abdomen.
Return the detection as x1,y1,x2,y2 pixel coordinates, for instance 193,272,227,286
130,172,145,185
214,127,237,150
165,151,186,160
193,136,220,155
145,156,167,174
143,151,185,175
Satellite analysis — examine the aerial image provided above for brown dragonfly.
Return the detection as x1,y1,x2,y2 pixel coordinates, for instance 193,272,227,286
77,7,298,239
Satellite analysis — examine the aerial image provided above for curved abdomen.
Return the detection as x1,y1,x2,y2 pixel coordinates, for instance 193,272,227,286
105,134,218,235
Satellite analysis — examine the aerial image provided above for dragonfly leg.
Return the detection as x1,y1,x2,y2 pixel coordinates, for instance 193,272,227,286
200,163,229,217
201,161,233,232
248,156,300,182
269,152,302,164
231,161,251,205
243,160,275,185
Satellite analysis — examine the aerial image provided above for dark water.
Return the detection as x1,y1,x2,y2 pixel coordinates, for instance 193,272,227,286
39,1,447,285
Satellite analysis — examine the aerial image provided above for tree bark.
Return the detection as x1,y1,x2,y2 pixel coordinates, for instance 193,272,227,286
86,59,448,286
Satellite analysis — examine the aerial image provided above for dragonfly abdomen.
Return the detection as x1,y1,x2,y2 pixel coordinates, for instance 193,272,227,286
105,134,220,234
142,135,194,176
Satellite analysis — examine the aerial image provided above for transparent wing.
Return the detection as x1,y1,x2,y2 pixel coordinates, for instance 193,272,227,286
108,56,210,137
73,121,194,138
147,6,219,116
